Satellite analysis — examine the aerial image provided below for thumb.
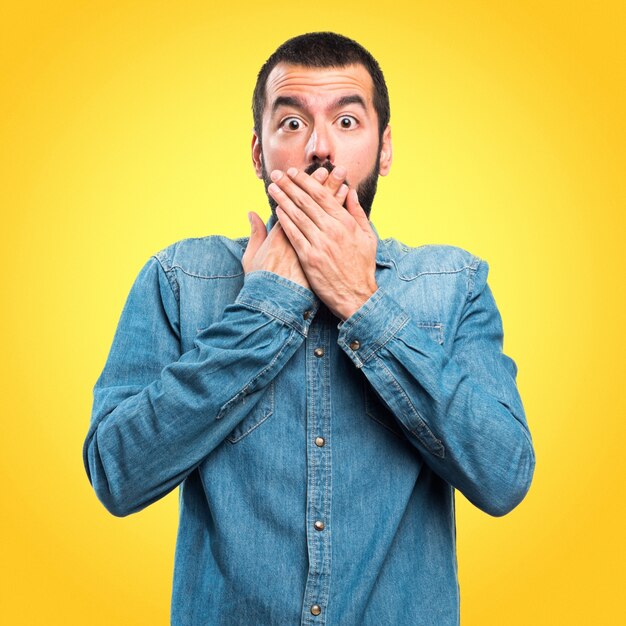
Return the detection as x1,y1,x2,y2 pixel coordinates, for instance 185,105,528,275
345,189,370,230
246,211,267,255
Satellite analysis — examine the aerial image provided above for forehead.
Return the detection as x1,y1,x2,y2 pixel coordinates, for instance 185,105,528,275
264,62,375,111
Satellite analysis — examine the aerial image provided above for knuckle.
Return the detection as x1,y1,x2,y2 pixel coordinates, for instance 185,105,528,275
289,206,302,222
325,177,341,192
327,224,344,242
299,191,317,212
307,249,321,268
308,185,327,204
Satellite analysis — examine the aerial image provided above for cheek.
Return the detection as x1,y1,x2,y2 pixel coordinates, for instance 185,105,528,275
262,138,304,170
345,154,374,186
337,135,378,176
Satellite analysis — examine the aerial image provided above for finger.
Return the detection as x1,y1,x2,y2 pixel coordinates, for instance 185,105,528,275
268,180,321,245
345,188,371,231
283,168,346,221
335,183,349,207
304,167,348,204
250,211,267,233
323,165,347,196
311,167,330,184
275,206,311,257
310,166,345,202
270,169,332,230
245,211,267,258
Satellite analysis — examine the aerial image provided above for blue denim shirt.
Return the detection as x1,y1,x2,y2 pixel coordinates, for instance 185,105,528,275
83,214,535,625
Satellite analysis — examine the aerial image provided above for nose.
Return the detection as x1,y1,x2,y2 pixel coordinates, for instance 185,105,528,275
305,122,334,165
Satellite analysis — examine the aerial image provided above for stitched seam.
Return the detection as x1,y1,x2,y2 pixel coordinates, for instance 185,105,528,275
416,322,445,345
227,383,275,443
227,411,271,442
309,341,317,579
235,300,305,336
390,263,477,281
217,330,297,419
466,259,482,303
360,312,411,364
364,385,404,438
170,264,244,279
378,359,445,457
152,254,180,303
237,331,295,394
322,328,332,623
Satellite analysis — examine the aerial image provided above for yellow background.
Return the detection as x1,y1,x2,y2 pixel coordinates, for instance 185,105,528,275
2,1,624,623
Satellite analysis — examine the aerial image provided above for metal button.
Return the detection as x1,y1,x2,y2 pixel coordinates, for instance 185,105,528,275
349,340,361,351
314,520,325,531
310,605,322,616
315,437,325,447
313,347,325,357
303,310,312,320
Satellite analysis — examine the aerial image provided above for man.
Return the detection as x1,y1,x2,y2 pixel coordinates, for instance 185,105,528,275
83,32,535,625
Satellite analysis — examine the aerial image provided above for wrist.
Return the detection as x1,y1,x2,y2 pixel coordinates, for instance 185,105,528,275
336,281,378,321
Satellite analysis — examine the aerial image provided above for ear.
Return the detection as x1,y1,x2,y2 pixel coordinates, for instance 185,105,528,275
251,131,263,179
378,125,393,176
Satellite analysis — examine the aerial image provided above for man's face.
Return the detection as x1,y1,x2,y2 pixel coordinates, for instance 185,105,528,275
252,62,392,218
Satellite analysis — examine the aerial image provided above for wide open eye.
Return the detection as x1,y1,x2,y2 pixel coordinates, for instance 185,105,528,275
281,117,303,131
338,116,358,129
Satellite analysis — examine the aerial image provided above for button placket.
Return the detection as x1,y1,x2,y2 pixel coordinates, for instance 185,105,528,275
301,309,332,624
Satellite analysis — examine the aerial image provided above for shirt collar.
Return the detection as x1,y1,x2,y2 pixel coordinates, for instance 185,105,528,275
265,213,392,268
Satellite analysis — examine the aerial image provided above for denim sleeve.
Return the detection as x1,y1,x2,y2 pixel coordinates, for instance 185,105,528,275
337,260,535,517
83,259,317,517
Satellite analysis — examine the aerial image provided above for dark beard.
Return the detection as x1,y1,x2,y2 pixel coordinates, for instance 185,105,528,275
261,153,380,219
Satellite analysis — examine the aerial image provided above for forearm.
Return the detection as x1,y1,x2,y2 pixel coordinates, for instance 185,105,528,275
84,269,317,517
338,285,535,517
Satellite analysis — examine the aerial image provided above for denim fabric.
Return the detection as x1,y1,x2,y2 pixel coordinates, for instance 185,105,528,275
83,214,535,625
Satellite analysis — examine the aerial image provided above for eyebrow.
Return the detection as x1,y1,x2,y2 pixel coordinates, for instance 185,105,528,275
334,95,367,110
271,94,368,115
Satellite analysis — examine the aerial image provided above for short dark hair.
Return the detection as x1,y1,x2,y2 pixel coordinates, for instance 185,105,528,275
252,32,390,141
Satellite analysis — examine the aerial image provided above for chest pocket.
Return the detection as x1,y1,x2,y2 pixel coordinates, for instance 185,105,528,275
364,322,444,439
225,381,276,444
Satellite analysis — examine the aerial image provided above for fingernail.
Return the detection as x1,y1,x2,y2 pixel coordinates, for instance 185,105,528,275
270,170,282,182
287,167,298,177
333,166,347,179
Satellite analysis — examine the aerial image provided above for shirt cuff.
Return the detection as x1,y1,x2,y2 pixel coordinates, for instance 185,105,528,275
235,270,320,336
337,287,411,368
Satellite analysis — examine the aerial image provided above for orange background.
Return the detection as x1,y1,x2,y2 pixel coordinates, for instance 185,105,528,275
1,1,624,623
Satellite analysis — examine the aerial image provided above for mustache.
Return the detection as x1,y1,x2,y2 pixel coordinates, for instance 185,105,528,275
304,159,350,187
305,160,352,188
305,159,334,175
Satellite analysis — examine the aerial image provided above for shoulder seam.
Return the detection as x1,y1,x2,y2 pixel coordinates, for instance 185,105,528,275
152,252,180,303
466,256,484,302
